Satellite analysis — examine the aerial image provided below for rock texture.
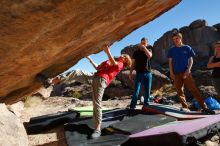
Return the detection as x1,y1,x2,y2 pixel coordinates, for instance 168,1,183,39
198,85,218,100
214,23,220,34
0,104,28,146
153,19,220,64
121,44,163,70
104,87,132,100
121,44,140,58
117,69,170,91
0,0,181,104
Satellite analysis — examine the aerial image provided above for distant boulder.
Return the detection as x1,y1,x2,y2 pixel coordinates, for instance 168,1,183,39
121,44,139,58
153,19,220,64
189,19,207,29
193,70,213,86
117,69,170,92
213,23,220,34
104,87,132,100
198,85,218,100
121,44,159,69
121,44,153,58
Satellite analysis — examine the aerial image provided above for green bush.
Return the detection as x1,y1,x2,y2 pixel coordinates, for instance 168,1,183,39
23,96,43,107
109,79,122,87
193,69,204,76
161,67,169,72
69,91,82,99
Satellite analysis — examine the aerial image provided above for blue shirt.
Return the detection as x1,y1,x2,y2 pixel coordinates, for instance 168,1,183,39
167,45,195,74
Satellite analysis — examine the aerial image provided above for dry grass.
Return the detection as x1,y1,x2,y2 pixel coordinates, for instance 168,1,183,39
153,84,176,97
23,96,43,108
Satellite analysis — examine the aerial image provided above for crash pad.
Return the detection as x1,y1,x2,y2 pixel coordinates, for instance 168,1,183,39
72,106,114,116
143,102,211,120
64,108,177,146
109,114,176,134
123,114,220,146
26,110,80,134
64,108,134,146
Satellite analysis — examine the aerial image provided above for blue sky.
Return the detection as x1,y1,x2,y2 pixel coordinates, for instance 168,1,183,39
66,0,220,73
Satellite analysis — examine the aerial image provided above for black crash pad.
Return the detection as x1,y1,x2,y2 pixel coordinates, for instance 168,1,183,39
64,108,141,146
65,121,129,146
26,110,80,134
64,108,177,146
110,114,176,134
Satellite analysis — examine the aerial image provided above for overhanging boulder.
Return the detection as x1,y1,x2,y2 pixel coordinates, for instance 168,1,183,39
0,0,181,104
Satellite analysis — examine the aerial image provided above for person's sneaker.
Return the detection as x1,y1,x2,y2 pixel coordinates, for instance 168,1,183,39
180,108,191,112
139,96,144,105
91,130,101,139
201,108,215,115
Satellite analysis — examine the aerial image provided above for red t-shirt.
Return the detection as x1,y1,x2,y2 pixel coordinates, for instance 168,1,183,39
95,58,124,86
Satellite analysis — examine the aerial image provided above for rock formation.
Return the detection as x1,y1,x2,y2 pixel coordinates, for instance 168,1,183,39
117,69,170,91
153,19,220,64
0,104,28,146
0,0,181,104
121,44,140,58
214,23,220,34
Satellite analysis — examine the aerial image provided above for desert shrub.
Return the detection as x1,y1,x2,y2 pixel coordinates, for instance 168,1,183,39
193,69,204,76
23,96,43,107
109,79,122,87
68,91,82,99
161,67,169,73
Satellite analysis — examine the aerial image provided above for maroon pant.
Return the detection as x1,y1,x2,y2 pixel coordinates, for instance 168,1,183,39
174,73,207,109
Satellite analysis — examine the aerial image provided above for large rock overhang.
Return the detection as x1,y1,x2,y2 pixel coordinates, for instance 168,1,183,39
0,0,181,104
